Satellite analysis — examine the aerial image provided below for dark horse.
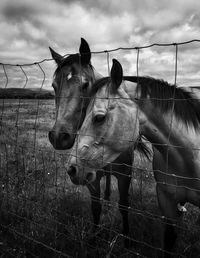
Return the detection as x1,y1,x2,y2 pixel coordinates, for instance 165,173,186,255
68,59,200,257
48,39,150,245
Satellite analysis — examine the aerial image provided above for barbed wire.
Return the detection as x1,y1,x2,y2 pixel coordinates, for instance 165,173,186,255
1,39,200,258
0,39,200,66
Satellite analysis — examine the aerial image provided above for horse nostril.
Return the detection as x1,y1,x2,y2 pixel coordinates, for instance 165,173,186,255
61,133,75,149
62,132,70,142
48,129,75,150
67,166,77,177
86,172,93,182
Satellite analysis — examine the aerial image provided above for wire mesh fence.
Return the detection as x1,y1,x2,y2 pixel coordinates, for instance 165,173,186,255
0,40,200,258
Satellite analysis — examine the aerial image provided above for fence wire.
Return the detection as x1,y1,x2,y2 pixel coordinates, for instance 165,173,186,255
0,40,200,258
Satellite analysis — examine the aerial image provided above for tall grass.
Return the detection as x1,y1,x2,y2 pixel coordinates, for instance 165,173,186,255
0,99,199,257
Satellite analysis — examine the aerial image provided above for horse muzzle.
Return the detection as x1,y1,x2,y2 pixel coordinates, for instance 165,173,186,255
48,131,75,150
67,165,96,185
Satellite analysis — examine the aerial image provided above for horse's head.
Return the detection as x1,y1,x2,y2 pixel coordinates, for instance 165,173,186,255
67,59,140,185
49,38,98,150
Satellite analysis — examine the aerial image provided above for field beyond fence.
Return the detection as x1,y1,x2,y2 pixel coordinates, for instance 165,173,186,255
1,40,200,258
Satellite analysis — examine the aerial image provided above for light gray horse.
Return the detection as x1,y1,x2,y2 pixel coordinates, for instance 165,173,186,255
67,59,200,257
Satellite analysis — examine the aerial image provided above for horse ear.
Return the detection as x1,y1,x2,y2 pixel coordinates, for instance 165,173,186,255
79,38,91,65
49,47,62,65
111,59,123,90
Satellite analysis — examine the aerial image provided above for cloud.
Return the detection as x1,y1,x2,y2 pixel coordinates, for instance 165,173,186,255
0,0,200,89
2,2,38,23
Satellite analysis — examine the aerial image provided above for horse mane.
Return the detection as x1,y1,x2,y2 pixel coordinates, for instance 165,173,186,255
90,75,200,130
136,134,152,161
124,76,200,130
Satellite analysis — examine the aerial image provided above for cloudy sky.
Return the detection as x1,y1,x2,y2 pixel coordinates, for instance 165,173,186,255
1,0,200,89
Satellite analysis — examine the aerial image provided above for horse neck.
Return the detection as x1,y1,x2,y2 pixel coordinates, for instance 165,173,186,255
139,102,196,173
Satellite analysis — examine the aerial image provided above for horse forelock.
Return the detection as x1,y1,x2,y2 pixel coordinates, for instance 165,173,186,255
52,55,95,100
54,53,93,77
90,77,131,96
90,77,111,96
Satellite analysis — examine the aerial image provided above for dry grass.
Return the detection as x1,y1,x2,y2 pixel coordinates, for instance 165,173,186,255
0,99,200,258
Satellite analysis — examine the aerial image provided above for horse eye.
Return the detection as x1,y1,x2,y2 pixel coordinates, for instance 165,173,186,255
81,82,89,92
71,67,76,74
93,114,106,124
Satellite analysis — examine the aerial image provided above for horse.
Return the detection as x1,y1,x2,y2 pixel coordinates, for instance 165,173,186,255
67,59,200,257
48,39,150,245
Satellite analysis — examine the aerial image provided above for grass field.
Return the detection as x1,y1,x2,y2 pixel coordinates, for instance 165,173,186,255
0,99,200,258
